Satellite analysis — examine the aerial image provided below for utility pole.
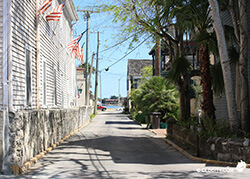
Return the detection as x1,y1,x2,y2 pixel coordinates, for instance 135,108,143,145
94,31,100,115
100,71,102,105
85,12,90,105
87,52,95,96
77,8,98,105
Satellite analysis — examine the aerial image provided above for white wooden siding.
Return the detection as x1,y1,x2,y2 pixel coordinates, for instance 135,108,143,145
0,0,3,106
11,0,36,109
37,0,77,108
7,0,77,110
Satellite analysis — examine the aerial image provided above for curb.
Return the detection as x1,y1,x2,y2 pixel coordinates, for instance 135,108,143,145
12,121,91,175
163,138,250,168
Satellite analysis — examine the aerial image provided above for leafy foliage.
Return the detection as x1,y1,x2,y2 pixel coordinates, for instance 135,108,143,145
130,76,180,122
166,55,191,82
140,65,153,82
200,117,233,138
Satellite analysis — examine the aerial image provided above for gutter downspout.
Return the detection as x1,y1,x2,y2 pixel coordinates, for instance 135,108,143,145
3,0,9,109
3,0,13,112
2,0,11,174
36,0,40,109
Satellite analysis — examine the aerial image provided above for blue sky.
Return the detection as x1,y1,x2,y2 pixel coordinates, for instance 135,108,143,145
73,0,153,98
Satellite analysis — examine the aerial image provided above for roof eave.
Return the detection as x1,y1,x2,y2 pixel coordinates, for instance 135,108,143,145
60,0,79,22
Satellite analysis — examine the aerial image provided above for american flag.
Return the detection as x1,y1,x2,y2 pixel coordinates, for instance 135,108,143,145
38,0,52,15
70,43,84,63
77,45,84,64
46,3,65,21
70,44,78,59
68,34,82,51
67,30,88,51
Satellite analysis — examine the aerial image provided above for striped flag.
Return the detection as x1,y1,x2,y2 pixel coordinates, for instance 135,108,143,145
67,29,88,51
68,34,82,51
77,45,84,63
46,3,65,21
39,0,52,15
80,50,84,65
70,43,84,63
70,43,78,59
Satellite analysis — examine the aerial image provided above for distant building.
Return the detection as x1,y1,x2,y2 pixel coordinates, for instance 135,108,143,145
127,59,152,109
149,41,198,76
76,67,86,106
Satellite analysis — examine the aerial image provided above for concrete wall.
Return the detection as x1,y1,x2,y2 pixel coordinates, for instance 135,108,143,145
0,106,92,174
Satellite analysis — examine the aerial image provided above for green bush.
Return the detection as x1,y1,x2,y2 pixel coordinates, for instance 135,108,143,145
130,76,179,123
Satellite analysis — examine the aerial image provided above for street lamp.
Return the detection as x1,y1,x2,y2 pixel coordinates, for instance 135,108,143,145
118,77,122,108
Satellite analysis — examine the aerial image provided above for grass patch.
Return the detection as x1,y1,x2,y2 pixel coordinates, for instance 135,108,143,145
90,113,97,121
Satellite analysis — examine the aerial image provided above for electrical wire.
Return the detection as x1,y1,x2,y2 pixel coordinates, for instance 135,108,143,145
101,35,152,71
99,33,139,53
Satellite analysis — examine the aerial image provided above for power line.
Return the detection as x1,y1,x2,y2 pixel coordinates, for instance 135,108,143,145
101,35,152,71
99,33,139,53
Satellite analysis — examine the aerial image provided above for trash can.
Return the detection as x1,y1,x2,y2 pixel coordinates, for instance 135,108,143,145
149,112,161,129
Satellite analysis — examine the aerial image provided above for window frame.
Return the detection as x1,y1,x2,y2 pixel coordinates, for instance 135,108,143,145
25,44,32,107
42,58,47,106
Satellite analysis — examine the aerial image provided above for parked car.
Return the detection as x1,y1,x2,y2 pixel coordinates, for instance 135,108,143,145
97,105,107,111
116,107,124,111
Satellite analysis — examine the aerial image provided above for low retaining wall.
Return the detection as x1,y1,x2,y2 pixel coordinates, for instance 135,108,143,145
0,106,92,174
206,137,250,163
169,124,250,163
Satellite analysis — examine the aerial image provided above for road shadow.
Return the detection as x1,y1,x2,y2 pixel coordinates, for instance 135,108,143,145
19,112,242,179
105,121,136,125
58,135,192,165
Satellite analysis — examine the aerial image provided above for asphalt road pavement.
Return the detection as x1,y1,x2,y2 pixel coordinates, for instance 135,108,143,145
4,111,249,178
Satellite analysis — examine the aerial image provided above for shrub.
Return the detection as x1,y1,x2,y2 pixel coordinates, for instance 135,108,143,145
130,76,179,123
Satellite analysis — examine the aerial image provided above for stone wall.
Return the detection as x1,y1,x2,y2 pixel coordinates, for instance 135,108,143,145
169,124,250,163
206,137,250,163
172,124,198,148
0,106,92,174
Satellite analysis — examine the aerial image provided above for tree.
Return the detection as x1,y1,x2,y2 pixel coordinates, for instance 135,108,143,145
110,95,118,99
103,0,184,111
178,0,216,121
140,65,153,82
208,0,239,134
227,0,249,132
103,0,208,121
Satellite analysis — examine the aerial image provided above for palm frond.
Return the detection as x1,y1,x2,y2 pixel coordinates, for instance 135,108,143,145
166,55,191,82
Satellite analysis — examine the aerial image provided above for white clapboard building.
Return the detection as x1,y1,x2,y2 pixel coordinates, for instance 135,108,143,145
0,0,79,111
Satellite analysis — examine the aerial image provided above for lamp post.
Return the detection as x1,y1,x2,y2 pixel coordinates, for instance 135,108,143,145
118,77,122,108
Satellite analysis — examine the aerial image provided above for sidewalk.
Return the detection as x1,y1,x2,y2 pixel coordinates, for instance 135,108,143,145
149,128,167,138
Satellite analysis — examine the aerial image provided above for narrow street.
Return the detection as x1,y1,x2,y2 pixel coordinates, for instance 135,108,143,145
20,111,248,179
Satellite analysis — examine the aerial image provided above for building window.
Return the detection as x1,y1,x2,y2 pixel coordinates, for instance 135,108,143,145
25,47,32,107
43,60,47,106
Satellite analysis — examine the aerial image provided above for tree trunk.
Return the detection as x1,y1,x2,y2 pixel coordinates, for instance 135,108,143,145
178,78,190,121
155,37,161,76
208,0,239,134
238,0,249,132
199,43,215,121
